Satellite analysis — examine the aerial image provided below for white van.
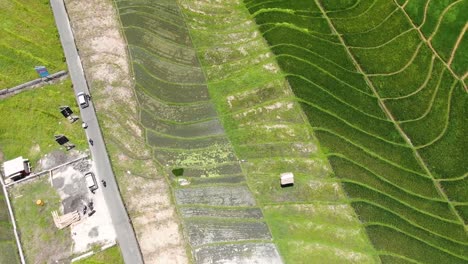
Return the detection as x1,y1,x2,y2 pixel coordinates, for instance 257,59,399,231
85,172,98,193
77,92,89,108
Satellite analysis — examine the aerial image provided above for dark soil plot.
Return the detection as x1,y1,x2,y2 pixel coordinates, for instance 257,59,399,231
171,163,243,178
147,130,229,149
188,174,246,186
130,46,205,84
184,219,271,246
134,64,209,103
180,207,263,219
194,243,282,264
125,27,199,66
141,113,225,138
175,186,256,206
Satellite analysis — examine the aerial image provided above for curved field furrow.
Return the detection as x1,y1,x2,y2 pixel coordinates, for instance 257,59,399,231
246,0,467,262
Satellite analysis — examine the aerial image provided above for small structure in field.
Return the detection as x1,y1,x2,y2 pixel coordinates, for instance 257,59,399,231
52,210,80,229
2,156,31,182
280,172,294,187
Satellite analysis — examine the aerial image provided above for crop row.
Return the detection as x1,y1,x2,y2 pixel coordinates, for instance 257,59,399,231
246,0,467,263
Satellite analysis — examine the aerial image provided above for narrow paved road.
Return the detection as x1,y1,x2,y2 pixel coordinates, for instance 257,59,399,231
50,1,143,263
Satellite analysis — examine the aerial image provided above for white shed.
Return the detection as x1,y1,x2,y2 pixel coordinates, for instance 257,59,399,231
3,156,31,181
280,172,294,186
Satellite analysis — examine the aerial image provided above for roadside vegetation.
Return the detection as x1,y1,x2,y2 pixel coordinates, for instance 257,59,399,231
0,1,80,263
0,0,66,89
74,246,124,264
9,177,72,263
0,80,87,166
246,0,467,263
0,193,20,264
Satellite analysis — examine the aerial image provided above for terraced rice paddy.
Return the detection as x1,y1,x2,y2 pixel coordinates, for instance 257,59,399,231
115,0,282,262
245,0,468,263
0,0,65,88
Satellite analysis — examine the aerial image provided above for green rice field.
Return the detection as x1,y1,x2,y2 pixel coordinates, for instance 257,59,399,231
115,0,467,262
245,0,467,263
0,0,66,89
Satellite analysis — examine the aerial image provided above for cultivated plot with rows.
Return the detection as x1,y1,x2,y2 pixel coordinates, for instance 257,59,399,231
179,0,379,262
246,0,467,263
114,0,281,262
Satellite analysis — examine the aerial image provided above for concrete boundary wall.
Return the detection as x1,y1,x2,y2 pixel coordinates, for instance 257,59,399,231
0,71,68,99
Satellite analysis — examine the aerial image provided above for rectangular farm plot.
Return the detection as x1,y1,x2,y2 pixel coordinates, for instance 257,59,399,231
147,130,229,149
169,163,243,178
125,27,199,66
136,89,217,122
141,114,225,138
185,219,272,247
119,13,191,46
175,185,256,206
130,46,205,84
180,206,263,219
194,243,282,264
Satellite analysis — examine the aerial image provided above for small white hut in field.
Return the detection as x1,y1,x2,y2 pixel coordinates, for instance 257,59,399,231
280,172,294,187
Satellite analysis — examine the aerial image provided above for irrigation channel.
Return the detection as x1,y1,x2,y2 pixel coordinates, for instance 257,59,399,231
115,0,282,262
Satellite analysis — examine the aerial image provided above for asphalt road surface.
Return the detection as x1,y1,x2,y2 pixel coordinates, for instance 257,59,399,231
50,1,143,263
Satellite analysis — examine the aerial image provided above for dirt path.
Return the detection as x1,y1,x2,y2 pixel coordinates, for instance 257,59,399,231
63,0,189,262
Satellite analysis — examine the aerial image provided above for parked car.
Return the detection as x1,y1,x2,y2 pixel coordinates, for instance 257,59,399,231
84,172,98,193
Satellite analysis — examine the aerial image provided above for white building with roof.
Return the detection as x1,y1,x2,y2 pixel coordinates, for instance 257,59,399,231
2,156,31,182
